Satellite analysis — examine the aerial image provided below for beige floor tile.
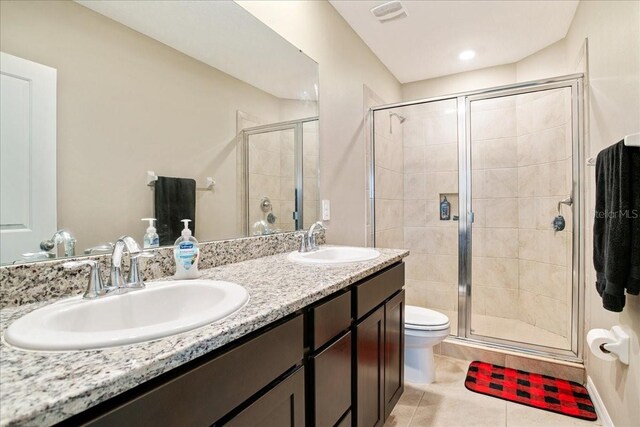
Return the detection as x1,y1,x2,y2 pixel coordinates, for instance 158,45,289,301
387,356,594,427
410,382,507,427
385,403,418,427
506,402,600,427
398,383,427,406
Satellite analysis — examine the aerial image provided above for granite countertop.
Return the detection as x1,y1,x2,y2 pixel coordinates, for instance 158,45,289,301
0,246,408,426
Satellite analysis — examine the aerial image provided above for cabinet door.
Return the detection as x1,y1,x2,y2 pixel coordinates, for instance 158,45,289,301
312,331,352,427
384,290,404,419
356,305,385,427
80,316,303,427
226,366,305,427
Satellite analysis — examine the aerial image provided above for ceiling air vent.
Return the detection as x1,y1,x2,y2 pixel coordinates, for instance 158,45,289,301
370,1,408,23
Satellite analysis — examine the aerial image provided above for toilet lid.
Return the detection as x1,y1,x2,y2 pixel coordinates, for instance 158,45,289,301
405,305,450,330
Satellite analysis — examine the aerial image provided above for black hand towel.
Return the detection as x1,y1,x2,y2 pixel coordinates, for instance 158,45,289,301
154,176,196,246
593,140,640,312
627,146,640,296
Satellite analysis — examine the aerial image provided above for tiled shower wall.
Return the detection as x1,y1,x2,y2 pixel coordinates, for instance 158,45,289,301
248,130,295,233
400,100,460,331
514,88,573,339
374,113,404,249
302,121,320,229
470,96,521,324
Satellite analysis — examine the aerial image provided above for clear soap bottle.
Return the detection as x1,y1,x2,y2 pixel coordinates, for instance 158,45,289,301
141,218,160,248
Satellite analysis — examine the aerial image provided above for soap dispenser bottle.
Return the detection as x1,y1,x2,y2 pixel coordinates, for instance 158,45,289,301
440,196,451,221
174,219,199,279
141,218,160,248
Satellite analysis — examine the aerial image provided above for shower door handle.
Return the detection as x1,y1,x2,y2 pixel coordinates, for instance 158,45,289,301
469,212,475,223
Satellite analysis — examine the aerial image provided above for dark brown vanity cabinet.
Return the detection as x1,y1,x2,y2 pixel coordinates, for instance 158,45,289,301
226,366,306,427
65,262,405,427
307,290,353,427
354,264,405,427
74,315,305,427
355,305,385,427
384,290,405,420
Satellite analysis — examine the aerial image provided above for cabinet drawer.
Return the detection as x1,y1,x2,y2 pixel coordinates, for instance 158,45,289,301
355,263,404,319
226,366,305,427
312,331,352,427
83,315,304,427
310,290,352,350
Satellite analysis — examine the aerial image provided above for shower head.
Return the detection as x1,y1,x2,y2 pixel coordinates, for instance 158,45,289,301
390,112,407,123
389,112,407,133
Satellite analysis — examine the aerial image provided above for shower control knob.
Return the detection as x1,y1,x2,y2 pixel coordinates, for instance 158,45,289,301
552,215,566,232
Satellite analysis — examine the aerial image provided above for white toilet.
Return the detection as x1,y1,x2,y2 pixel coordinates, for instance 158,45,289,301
404,305,450,384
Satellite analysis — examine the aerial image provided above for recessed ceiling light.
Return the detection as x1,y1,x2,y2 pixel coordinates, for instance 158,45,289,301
458,50,476,61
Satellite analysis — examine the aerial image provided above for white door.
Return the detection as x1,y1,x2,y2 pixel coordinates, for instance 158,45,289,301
0,52,57,264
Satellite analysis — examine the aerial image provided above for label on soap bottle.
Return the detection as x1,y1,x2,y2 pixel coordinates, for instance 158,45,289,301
177,241,198,270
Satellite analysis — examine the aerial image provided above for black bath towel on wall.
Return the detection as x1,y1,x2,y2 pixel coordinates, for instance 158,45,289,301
154,176,196,246
593,140,640,312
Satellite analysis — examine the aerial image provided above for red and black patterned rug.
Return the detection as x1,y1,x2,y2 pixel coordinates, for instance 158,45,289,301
465,361,597,421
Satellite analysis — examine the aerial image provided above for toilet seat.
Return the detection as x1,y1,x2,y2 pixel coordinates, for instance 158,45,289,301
405,305,450,331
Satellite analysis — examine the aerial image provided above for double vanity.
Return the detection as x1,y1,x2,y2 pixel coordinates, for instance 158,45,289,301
0,237,408,426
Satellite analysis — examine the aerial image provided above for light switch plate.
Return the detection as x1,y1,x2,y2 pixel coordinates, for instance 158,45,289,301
321,200,331,220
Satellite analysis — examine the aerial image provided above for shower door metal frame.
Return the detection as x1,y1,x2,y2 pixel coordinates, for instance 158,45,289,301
241,116,318,234
369,74,584,362
460,77,584,362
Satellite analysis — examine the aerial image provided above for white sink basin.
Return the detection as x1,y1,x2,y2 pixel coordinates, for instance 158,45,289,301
4,280,249,351
288,246,380,265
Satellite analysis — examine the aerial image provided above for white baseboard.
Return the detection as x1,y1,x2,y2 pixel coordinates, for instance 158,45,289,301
586,376,613,427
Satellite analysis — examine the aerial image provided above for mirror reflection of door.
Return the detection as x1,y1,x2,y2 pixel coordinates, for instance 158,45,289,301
0,52,57,264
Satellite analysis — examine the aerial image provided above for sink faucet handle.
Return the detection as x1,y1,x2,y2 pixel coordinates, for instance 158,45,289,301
127,251,154,289
63,260,111,299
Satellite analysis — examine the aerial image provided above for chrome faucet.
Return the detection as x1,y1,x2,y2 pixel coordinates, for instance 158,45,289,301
110,236,153,290
299,221,326,252
40,229,76,257
63,236,153,299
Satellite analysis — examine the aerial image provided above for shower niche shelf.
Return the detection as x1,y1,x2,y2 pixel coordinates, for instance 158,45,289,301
439,193,459,221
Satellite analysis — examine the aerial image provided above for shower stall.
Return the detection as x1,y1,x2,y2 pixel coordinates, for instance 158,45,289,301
369,75,584,361
240,117,319,236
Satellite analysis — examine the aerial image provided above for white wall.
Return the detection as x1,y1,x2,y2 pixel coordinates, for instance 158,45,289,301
237,0,402,246
564,2,640,426
402,63,516,101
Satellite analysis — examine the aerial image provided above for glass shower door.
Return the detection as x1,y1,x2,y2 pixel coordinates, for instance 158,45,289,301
466,85,577,352
372,98,460,334
246,127,297,235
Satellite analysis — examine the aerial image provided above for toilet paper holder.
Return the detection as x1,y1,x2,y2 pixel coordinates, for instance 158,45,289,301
590,326,630,365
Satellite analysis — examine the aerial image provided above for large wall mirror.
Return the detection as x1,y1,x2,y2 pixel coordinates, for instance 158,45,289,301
0,0,319,265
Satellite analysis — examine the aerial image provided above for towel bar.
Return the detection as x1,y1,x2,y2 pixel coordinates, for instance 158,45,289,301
586,132,639,166
146,171,215,191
